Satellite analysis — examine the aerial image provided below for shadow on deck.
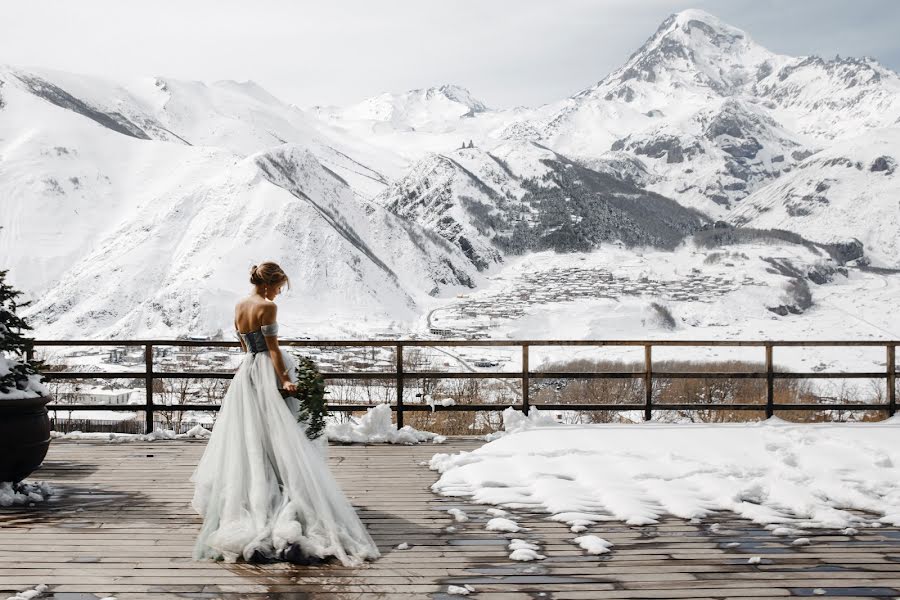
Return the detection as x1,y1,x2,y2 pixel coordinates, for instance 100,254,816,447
1,439,899,599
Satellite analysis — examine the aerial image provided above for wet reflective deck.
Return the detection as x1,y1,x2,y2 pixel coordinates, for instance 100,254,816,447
2,439,900,599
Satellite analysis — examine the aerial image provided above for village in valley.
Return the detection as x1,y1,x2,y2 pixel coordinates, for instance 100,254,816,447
429,264,758,338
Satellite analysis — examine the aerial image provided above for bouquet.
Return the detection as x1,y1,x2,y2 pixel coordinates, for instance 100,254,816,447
282,353,328,441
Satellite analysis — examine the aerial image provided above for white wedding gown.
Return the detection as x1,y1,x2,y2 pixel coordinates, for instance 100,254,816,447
190,322,380,566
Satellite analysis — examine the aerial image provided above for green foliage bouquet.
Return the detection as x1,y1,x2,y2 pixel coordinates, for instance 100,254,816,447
284,352,328,441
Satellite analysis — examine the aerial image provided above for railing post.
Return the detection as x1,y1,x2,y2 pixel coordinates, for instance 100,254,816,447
644,344,652,421
765,344,774,419
888,344,896,417
145,343,154,434
395,343,404,429
522,343,530,414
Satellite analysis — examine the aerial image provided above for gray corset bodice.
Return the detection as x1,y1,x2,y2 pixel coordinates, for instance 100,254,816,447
238,322,279,353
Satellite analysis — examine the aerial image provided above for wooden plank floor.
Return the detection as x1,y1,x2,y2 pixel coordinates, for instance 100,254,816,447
1,439,900,599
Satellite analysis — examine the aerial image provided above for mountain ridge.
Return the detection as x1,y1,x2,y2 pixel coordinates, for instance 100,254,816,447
4,8,900,339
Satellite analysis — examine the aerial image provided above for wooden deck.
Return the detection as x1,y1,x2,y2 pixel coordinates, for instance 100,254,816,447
2,439,899,599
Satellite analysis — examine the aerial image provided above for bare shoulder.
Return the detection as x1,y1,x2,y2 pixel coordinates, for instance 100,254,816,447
259,301,278,323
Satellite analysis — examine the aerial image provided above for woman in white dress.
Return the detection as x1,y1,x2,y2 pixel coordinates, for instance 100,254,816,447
190,262,380,566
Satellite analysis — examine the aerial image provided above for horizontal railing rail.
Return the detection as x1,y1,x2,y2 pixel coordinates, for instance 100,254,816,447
28,339,898,433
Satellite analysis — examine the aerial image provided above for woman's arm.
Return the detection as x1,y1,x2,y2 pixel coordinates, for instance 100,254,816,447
260,303,296,393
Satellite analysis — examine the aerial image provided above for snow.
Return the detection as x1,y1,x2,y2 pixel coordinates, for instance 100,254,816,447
770,527,795,536
447,508,469,522
4,584,49,600
508,539,546,561
431,411,900,532
50,424,211,442
322,84,487,129
0,481,54,507
395,542,409,550
0,356,48,400
731,128,900,268
485,517,521,533
446,584,475,596
48,414,446,446
426,244,900,377
325,403,446,445
424,394,458,412
573,535,614,555
0,66,480,341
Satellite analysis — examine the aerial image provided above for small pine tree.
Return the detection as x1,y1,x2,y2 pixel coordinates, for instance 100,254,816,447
0,267,45,396
468,140,474,148
286,352,328,440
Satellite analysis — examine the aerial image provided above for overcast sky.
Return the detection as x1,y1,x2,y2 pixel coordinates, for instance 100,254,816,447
3,0,898,109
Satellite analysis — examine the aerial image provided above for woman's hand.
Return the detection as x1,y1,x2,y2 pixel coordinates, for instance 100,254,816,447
281,379,297,394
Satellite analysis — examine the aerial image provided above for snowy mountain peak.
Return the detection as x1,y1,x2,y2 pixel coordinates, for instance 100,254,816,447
210,79,286,106
586,9,774,98
324,84,488,128
668,8,743,35
431,84,488,112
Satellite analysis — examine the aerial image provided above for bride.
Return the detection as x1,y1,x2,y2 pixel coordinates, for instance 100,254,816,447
190,261,380,566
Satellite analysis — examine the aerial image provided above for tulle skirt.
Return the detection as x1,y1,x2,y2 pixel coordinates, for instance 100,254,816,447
190,349,380,565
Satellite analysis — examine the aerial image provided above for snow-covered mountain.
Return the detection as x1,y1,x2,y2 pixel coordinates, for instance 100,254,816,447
729,128,900,267
0,67,479,338
3,7,900,340
320,8,899,266
5,66,408,197
527,9,900,216
319,10,899,219
375,141,706,269
316,84,487,129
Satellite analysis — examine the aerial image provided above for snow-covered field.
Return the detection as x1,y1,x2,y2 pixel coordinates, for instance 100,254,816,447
430,408,900,533
419,243,899,375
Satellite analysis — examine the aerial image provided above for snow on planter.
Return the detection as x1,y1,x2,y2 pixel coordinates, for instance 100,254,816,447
325,403,446,445
430,408,900,532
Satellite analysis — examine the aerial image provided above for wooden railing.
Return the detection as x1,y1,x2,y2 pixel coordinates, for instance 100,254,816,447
29,339,898,434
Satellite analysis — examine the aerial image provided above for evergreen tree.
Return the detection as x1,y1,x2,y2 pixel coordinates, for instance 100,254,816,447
0,266,44,396
468,140,474,148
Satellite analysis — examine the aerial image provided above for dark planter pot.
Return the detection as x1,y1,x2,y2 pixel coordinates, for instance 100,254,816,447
0,395,52,483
